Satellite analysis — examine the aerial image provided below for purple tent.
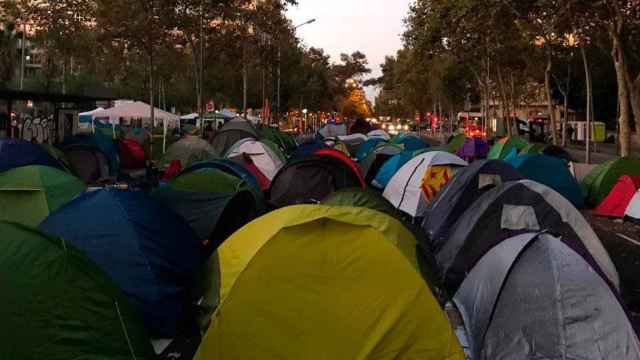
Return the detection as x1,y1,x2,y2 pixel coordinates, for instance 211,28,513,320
457,137,489,159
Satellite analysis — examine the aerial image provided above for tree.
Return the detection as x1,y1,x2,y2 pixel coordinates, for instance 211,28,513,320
0,22,18,88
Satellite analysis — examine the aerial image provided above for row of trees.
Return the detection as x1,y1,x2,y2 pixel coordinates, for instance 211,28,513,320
374,0,640,155
0,0,374,120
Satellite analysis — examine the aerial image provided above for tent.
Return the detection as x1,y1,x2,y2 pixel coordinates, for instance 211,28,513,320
62,144,111,184
582,157,640,206
181,160,264,197
225,139,284,181
40,189,205,338
259,127,294,154
92,101,180,127
454,232,640,360
393,134,429,152
315,149,365,184
367,129,391,141
160,135,218,169
322,187,401,218
625,191,640,224
355,138,385,162
436,180,619,293
456,137,489,159
520,143,545,155
359,142,403,184
0,139,64,173
269,152,365,208
348,118,372,135
337,133,367,156
62,133,120,173
594,176,640,217
40,143,72,172
0,222,154,360
194,205,464,360
0,165,84,227
507,155,584,208
422,160,523,249
372,150,421,189
226,153,271,190
118,139,146,169
542,144,571,162
291,141,329,160
487,136,528,160
383,151,468,218
318,123,347,138
569,161,597,183
211,119,258,155
446,134,466,153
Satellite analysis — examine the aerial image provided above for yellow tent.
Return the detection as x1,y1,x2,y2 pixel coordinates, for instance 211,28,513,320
195,205,464,360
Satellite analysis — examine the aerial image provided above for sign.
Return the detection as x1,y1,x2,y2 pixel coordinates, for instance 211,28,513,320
206,100,215,113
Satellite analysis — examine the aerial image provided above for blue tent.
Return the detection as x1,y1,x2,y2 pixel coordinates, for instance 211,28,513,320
507,155,584,208
0,139,63,173
39,189,204,338
62,133,120,173
395,135,429,152
291,142,328,160
355,138,385,162
372,151,415,189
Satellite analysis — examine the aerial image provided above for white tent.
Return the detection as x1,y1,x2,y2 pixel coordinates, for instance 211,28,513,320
383,151,468,217
180,113,199,121
92,101,180,128
79,107,105,117
225,139,284,180
367,129,390,141
625,191,640,223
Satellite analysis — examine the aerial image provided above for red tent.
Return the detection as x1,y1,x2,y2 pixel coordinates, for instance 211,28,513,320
118,139,146,169
594,175,640,217
314,148,366,189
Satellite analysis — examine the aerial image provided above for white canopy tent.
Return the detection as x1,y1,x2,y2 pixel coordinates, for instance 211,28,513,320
92,101,180,128
180,113,199,121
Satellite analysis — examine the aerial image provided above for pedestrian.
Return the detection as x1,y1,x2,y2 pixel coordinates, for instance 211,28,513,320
567,125,575,144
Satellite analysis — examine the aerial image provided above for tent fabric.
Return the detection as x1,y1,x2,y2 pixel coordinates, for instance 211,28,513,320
322,188,401,219
359,143,402,183
436,180,619,293
422,160,523,249
225,139,284,180
161,136,218,169
446,134,467,153
355,138,385,162
367,129,391,141
118,139,146,169
454,232,640,360
39,189,205,338
315,148,366,187
394,134,429,152
211,119,259,155
62,144,111,184
319,123,347,138
180,160,263,196
582,158,640,206
594,176,640,217
625,191,640,224
338,134,367,156
542,144,572,162
0,222,154,360
0,139,64,173
269,154,365,208
92,101,180,126
372,150,415,189
195,205,464,360
507,154,585,208
456,137,489,159
153,189,259,251
62,133,120,173
383,151,468,217
0,165,85,227
227,153,271,190
487,136,528,160
39,143,72,172
291,141,329,159
520,142,545,155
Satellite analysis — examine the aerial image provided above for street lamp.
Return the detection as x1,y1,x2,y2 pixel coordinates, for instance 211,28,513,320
277,18,316,125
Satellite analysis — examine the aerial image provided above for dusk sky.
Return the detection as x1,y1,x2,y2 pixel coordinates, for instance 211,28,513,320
287,0,413,103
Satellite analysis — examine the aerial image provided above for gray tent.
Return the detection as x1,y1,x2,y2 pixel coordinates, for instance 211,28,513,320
454,232,640,360
359,143,403,184
436,179,619,293
211,119,258,155
422,160,523,250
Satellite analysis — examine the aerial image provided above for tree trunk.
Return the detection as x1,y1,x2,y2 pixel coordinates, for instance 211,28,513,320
497,65,510,137
611,30,631,157
581,44,593,164
545,49,558,145
628,74,640,148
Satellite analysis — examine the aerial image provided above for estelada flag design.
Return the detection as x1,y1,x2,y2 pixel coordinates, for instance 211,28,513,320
421,165,452,203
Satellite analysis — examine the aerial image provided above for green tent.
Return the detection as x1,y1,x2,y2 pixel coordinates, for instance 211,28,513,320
39,144,73,173
168,168,245,194
261,139,287,162
581,157,640,206
487,136,529,160
520,143,546,155
322,188,401,219
0,221,154,360
447,134,467,153
0,165,85,226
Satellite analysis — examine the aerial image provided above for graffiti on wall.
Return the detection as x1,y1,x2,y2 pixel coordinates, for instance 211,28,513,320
21,116,55,144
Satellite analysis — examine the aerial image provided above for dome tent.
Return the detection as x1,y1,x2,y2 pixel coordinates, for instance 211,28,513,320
487,136,528,160
422,160,523,249
383,151,468,218
582,157,640,206
322,187,401,219
0,138,64,173
454,232,640,360
62,133,120,173
0,221,154,360
594,175,640,218
194,205,465,360
435,180,619,294
40,189,205,338
61,143,111,184
225,139,284,181
358,142,403,184
355,137,385,162
211,118,258,155
0,165,85,227
160,135,218,169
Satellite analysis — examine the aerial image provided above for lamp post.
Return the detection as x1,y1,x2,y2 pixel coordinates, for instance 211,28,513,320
277,18,316,125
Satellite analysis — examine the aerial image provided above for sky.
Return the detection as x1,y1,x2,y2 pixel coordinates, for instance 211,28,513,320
286,0,413,104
